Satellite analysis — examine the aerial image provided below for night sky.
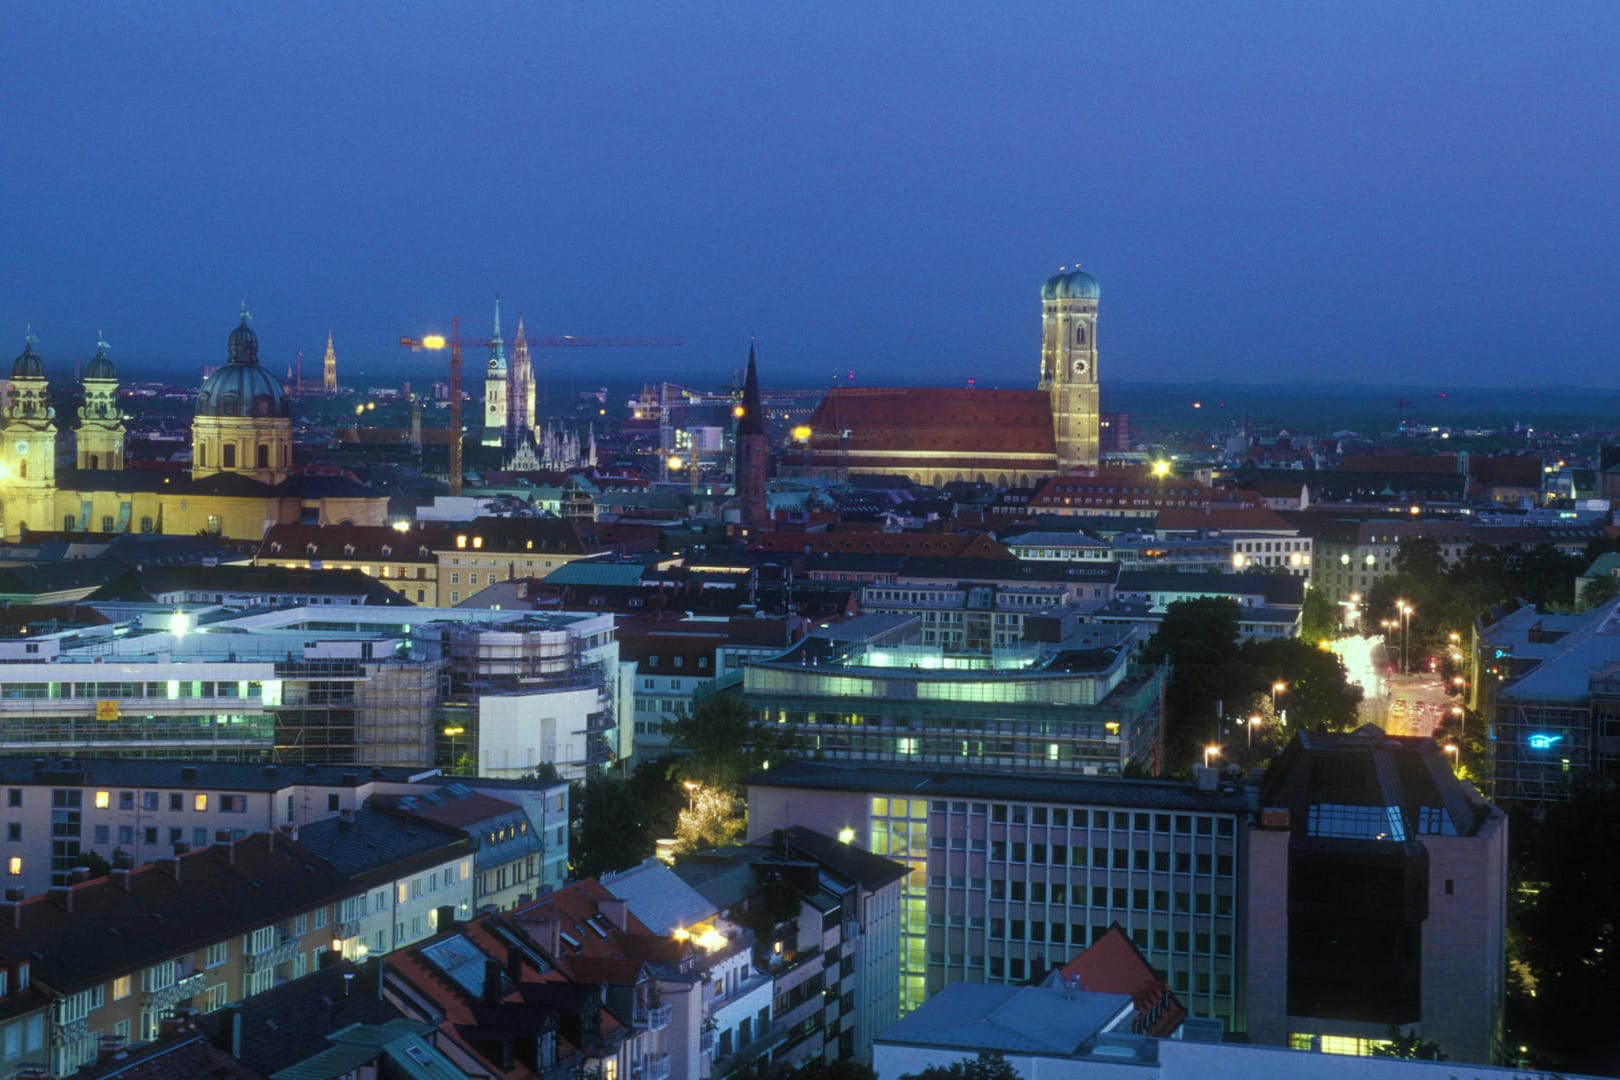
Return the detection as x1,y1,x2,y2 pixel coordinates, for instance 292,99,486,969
4,3,1618,388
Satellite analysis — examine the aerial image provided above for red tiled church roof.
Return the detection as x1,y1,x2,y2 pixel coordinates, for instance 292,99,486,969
805,388,1056,456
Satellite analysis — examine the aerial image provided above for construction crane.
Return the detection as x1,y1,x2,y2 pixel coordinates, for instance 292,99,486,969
401,318,679,495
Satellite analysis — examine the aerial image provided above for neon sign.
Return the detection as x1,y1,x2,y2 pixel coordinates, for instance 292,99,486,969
1527,733,1564,751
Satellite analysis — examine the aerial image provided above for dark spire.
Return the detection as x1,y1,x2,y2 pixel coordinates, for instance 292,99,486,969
737,339,764,437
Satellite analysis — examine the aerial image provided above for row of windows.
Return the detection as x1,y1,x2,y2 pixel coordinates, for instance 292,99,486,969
968,917,1233,954
973,878,1234,914
9,788,247,813
974,841,1234,876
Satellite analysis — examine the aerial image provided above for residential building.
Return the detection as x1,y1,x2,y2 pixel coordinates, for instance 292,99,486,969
0,833,364,1077
296,806,475,960
1088,570,1305,640
0,756,437,897
375,785,545,912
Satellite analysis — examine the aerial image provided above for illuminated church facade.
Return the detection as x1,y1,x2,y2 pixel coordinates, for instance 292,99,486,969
793,268,1103,488
0,315,387,542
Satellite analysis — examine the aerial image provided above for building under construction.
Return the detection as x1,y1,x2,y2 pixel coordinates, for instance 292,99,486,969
0,605,621,779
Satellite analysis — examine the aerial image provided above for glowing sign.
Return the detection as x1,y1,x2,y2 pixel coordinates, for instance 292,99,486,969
1527,733,1564,751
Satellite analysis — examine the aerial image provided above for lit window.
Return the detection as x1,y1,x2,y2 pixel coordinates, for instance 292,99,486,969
194,794,208,812
95,791,110,809
6,857,19,875
112,974,132,1001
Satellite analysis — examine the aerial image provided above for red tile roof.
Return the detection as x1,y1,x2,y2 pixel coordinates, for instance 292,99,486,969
804,388,1056,455
1055,924,1186,1037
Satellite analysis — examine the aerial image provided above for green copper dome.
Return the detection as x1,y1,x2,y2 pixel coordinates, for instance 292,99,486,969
1041,268,1100,302
84,339,116,381
11,338,44,380
196,314,288,419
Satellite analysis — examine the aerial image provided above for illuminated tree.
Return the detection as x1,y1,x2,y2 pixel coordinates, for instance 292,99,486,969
673,783,745,854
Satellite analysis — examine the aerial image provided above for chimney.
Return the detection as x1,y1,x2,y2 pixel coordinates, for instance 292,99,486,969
0,895,22,929
156,857,179,883
342,971,355,998
48,886,73,913
172,841,191,857
338,808,356,828
435,904,457,934
111,868,131,892
111,851,134,871
505,943,524,984
482,958,502,1006
221,1003,243,1058
68,866,91,885
598,897,629,931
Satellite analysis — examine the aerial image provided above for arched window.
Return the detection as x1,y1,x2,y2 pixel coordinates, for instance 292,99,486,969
257,444,269,469
223,444,236,469
1076,325,1087,345
17,462,24,479
88,454,99,470
197,444,207,468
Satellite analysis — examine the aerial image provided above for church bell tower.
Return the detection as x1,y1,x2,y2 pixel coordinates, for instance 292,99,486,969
1039,267,1101,472
483,297,508,448
77,335,125,471
3,332,59,537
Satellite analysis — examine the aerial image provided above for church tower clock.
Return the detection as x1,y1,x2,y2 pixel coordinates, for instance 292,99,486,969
482,297,508,448
3,333,59,537
1038,267,1101,472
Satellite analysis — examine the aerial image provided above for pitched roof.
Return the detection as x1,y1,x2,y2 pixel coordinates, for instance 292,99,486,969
0,835,358,993
1052,924,1186,1037
804,388,1056,455
196,961,405,1075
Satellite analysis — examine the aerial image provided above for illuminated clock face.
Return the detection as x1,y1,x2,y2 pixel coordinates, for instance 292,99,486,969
13,441,27,456
1072,359,1090,375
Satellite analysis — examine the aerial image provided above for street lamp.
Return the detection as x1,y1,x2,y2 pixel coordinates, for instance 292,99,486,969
1395,600,1415,675
1203,745,1220,770
1451,705,1465,736
1271,681,1286,709
1443,743,1460,775
1244,715,1262,750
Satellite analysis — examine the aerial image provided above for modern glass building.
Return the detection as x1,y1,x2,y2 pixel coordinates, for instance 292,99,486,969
741,619,1162,776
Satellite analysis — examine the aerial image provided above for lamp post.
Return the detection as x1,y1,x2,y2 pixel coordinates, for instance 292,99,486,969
1443,743,1460,775
1396,600,1415,675
1245,715,1261,751
1203,745,1220,770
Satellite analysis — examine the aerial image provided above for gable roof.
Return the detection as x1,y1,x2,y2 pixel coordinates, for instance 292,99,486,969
1051,924,1186,1037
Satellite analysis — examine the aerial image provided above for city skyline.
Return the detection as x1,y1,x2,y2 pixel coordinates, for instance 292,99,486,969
4,4,1619,388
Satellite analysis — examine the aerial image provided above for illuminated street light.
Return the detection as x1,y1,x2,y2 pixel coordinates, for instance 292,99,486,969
1444,743,1460,775
1203,745,1220,769
1243,715,1262,750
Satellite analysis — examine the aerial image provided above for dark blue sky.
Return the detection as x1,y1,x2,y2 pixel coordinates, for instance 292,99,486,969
4,3,1617,389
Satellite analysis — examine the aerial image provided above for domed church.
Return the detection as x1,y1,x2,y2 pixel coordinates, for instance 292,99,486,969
790,267,1103,488
0,312,387,541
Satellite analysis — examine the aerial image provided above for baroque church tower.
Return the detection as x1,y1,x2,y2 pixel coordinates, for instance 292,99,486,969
482,297,508,448
2,332,58,536
1038,267,1102,471
77,335,124,471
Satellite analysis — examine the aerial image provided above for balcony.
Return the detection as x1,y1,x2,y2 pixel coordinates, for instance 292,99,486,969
632,1001,672,1031
141,971,205,1012
335,918,362,941
633,1053,672,1080
245,937,303,973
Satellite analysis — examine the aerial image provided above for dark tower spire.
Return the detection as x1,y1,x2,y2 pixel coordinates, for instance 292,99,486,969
734,339,769,528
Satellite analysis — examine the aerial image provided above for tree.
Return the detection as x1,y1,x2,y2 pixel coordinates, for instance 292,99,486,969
664,690,801,792
573,774,653,879
1238,638,1361,733
1299,585,1338,643
1371,1029,1445,1061
1517,777,1620,1068
1143,598,1247,773
901,1052,1022,1080
673,783,745,854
